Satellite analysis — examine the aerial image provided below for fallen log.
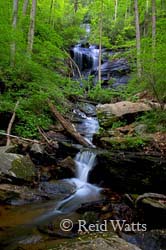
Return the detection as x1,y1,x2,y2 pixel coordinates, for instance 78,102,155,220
0,132,43,144
135,193,166,207
48,100,92,147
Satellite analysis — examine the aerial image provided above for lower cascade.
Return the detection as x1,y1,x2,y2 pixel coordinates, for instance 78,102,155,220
75,151,96,182
55,116,101,213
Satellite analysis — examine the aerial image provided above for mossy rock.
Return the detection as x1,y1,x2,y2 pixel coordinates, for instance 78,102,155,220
0,152,36,182
99,136,151,150
11,155,35,182
97,111,118,128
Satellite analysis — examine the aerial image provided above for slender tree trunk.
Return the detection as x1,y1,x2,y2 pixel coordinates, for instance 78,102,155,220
152,0,156,54
146,0,149,12
22,0,29,15
134,0,141,79
98,0,103,86
144,0,149,36
125,1,128,21
151,0,161,106
114,0,118,21
10,0,19,67
74,0,78,13
49,0,54,24
27,0,37,54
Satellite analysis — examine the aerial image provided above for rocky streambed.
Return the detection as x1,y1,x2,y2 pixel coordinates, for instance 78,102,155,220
0,100,166,250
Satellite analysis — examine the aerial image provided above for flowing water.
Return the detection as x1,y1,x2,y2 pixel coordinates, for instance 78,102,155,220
55,115,101,213
73,44,99,79
72,23,99,80
0,114,101,249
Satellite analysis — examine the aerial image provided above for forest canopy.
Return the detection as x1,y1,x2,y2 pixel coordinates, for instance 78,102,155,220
0,0,165,138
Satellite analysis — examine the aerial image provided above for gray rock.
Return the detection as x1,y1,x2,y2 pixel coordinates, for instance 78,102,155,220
97,101,151,128
39,180,76,197
59,235,141,250
77,103,96,116
0,180,76,204
134,124,147,135
30,143,45,155
0,152,35,182
0,184,49,204
58,156,76,177
122,229,166,250
89,151,166,193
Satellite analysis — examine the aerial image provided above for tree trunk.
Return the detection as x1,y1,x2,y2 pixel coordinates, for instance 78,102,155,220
6,101,19,146
98,0,103,87
146,0,149,12
134,0,141,79
74,0,78,13
27,0,37,54
22,0,29,15
143,0,149,36
10,0,19,67
152,0,156,54
49,0,54,24
151,0,161,107
114,0,118,21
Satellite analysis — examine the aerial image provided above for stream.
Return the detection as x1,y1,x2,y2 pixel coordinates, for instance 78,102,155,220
0,26,165,250
0,113,103,250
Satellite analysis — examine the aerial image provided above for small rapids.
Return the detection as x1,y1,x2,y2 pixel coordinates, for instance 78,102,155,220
54,115,101,214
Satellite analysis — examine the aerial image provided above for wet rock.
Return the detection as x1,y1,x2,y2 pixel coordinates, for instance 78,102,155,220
0,184,49,204
0,180,76,204
112,75,130,87
72,109,87,123
58,235,141,250
135,193,166,228
29,142,58,166
57,156,76,177
122,229,166,250
39,180,76,198
89,151,166,193
96,101,151,128
0,152,36,182
93,58,130,82
18,235,42,245
76,103,96,117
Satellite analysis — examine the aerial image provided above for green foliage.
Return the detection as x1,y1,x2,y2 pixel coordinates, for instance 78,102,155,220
102,135,149,150
111,120,127,129
0,0,166,140
87,84,127,103
136,110,166,133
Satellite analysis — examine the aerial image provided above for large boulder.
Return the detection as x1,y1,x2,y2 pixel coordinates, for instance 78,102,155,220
0,184,49,204
89,151,166,193
52,235,141,250
122,229,166,250
0,180,76,205
0,150,36,182
96,101,151,128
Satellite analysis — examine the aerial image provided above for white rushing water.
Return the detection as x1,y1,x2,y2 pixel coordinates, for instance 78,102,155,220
75,151,96,182
55,115,101,213
73,44,99,76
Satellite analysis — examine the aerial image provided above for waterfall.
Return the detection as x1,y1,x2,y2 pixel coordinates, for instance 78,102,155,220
55,116,101,213
72,44,99,78
74,116,99,183
55,25,101,213
75,151,96,182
